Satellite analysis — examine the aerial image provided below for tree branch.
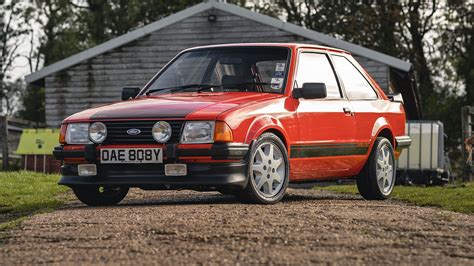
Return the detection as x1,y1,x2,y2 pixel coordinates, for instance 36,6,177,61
68,0,88,9
421,0,438,36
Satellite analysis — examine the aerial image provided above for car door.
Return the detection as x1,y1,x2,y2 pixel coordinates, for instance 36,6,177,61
331,54,382,173
292,51,357,180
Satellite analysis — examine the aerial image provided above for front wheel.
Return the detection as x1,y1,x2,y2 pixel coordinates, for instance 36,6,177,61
72,186,129,206
237,133,289,204
357,137,396,200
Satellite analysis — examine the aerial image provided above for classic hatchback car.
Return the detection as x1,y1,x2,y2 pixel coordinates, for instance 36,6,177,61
53,43,411,206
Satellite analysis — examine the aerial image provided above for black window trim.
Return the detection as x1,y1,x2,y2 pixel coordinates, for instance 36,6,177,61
294,49,346,101
330,54,381,101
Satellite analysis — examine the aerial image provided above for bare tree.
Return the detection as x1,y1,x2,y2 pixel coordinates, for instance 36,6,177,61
399,0,440,118
0,0,28,170
1,1,28,111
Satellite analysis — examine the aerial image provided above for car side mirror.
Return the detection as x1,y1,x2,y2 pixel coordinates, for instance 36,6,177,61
122,87,141,101
293,83,327,99
388,93,404,103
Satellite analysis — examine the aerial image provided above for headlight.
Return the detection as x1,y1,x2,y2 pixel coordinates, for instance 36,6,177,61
181,121,215,144
65,123,91,144
152,121,172,143
89,122,107,143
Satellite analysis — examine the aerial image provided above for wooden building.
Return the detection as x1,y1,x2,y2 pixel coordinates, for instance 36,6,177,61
25,0,421,127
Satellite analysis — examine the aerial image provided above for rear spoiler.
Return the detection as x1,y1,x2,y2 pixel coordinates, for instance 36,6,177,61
388,93,404,104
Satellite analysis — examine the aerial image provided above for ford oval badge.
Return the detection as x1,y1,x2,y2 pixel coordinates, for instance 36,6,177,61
127,128,141,135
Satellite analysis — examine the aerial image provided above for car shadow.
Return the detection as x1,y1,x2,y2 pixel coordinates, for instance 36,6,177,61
66,189,363,210
283,193,363,203
121,194,241,207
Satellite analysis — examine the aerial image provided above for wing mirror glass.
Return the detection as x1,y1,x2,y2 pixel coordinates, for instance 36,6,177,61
121,87,141,101
293,83,327,99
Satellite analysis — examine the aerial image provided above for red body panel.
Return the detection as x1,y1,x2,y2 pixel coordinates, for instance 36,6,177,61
61,43,407,182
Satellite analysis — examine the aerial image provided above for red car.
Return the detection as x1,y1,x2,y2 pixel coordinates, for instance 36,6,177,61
53,43,411,205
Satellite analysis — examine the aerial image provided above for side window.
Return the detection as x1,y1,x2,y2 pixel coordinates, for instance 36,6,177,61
295,52,341,99
332,56,378,100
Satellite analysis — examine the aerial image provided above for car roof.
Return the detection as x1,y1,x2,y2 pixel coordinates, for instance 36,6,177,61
183,43,350,55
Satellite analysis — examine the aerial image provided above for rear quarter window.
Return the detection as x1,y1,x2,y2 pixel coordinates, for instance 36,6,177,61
332,55,378,100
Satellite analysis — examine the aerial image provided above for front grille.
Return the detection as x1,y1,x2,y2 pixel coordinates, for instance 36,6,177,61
103,120,184,144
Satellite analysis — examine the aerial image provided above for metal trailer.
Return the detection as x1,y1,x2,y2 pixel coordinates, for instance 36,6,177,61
396,120,452,185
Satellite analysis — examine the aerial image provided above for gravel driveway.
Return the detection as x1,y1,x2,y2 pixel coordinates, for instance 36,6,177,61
1,188,473,265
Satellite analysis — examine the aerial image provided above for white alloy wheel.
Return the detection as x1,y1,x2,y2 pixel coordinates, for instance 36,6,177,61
250,141,286,198
237,132,289,204
376,144,395,195
356,137,396,200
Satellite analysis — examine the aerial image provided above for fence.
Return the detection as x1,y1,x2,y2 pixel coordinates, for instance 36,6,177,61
0,116,35,170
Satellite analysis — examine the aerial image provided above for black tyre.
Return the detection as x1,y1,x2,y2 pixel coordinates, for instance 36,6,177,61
357,137,396,200
72,186,129,206
237,133,289,204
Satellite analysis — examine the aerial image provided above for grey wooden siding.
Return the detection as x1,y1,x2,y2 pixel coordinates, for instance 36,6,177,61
353,55,389,90
45,9,390,127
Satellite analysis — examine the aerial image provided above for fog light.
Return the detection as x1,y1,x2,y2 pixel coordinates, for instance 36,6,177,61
78,164,97,176
165,164,187,176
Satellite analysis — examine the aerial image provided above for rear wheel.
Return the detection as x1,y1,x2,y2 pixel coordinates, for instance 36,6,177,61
72,186,129,206
357,137,395,200
237,133,289,204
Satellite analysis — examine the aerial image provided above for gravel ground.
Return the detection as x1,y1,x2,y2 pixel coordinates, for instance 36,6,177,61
0,188,473,265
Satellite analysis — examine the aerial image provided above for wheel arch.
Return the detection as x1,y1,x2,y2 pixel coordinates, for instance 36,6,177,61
377,128,395,147
371,117,395,148
262,128,288,149
244,116,289,151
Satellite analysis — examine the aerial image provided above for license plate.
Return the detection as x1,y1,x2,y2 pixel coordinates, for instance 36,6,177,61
100,148,162,164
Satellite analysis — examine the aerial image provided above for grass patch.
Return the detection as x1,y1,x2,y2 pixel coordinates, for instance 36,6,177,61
0,171,68,237
316,183,474,214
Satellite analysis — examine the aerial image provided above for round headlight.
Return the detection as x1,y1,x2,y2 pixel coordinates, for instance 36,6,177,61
152,121,172,143
89,122,107,143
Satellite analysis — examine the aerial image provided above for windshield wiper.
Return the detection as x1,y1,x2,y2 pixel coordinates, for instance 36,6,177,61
196,82,275,93
222,82,272,87
146,84,218,95
220,82,274,92
197,82,275,92
146,82,274,95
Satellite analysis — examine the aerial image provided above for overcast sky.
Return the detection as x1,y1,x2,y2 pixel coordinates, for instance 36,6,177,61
6,1,42,82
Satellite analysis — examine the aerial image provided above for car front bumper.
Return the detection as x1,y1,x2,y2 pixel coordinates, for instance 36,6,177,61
54,143,250,189
59,162,248,189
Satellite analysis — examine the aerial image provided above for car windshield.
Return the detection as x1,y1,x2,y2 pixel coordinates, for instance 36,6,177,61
144,47,290,95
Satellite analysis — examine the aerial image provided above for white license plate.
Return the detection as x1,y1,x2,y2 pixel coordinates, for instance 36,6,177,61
100,148,162,164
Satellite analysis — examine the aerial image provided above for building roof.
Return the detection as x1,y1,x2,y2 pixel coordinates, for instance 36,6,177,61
25,0,412,84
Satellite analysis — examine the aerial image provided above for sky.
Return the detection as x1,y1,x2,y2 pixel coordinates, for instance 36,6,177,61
10,38,36,81
6,1,43,82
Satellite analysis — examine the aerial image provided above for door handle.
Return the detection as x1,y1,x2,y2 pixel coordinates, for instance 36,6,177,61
343,107,353,116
